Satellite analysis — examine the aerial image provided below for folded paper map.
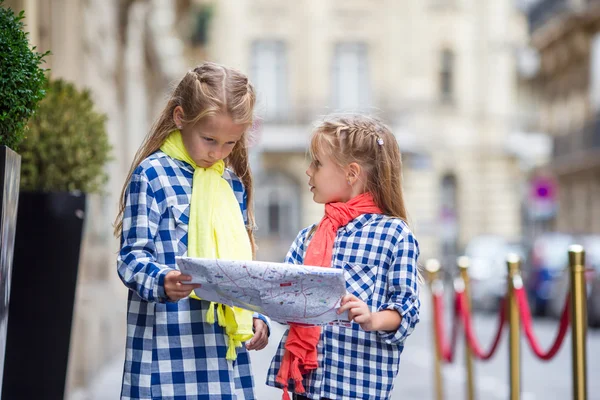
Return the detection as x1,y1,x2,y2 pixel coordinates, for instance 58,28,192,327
176,256,350,325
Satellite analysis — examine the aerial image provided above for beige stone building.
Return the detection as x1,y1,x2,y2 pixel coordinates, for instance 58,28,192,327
201,0,531,263
527,0,600,235
3,0,192,396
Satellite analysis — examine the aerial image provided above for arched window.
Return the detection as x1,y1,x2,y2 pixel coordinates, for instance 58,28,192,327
440,49,455,103
250,40,289,122
255,171,300,239
590,33,600,113
440,173,459,261
332,42,370,111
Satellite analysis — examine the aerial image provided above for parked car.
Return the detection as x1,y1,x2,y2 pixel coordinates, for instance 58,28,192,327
525,233,574,316
465,235,525,312
548,235,600,327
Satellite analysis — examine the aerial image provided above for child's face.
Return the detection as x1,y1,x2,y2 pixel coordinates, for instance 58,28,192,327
306,151,353,204
176,110,246,168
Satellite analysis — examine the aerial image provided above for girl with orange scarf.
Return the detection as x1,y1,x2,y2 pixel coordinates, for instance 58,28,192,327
266,115,421,400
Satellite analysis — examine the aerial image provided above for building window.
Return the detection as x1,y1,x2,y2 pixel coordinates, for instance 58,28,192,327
250,40,289,122
255,171,300,238
268,199,281,233
190,5,214,46
439,173,459,264
405,152,433,170
332,42,370,111
440,49,455,103
590,33,600,113
430,0,457,9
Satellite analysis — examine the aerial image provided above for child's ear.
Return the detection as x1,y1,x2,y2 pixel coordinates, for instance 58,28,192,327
346,162,362,185
172,106,185,128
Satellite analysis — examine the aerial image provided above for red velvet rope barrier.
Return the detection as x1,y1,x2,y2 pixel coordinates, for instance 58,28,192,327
456,290,506,360
513,286,570,361
432,275,570,363
432,290,460,362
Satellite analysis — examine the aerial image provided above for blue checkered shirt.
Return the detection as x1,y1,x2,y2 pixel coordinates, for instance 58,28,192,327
265,214,421,400
117,151,266,400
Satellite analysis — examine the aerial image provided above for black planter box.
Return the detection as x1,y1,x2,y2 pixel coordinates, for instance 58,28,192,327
0,146,21,396
3,191,86,400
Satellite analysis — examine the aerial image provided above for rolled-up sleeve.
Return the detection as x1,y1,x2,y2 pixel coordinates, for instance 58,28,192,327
117,169,174,303
377,232,421,345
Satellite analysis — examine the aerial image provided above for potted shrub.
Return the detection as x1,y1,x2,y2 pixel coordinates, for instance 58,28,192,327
3,79,110,400
0,0,48,393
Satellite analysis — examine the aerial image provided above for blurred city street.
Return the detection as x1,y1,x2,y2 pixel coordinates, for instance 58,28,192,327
73,288,600,399
2,0,600,398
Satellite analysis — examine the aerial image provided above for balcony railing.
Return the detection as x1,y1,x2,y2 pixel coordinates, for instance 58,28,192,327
552,116,600,159
256,102,408,126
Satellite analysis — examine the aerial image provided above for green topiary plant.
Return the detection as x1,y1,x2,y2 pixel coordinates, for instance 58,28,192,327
0,0,49,150
20,79,112,193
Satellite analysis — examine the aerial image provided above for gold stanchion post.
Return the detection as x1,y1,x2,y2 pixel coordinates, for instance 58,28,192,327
506,254,521,400
457,256,475,400
569,245,587,400
426,259,444,400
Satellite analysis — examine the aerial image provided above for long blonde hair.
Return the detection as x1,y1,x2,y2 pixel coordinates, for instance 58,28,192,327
114,62,257,253
310,115,408,221
310,115,423,283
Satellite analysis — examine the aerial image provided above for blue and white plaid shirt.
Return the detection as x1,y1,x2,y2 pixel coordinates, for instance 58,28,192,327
266,214,421,400
117,151,266,400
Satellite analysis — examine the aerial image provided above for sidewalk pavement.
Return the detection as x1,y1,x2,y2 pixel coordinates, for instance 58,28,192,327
68,354,124,400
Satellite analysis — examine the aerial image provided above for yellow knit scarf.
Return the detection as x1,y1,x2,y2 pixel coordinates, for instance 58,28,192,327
161,130,254,360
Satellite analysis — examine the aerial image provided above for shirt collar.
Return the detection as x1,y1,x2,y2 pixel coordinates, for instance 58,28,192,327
342,213,381,234
161,151,194,174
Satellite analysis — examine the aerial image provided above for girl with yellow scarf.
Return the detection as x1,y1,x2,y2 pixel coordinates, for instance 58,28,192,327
115,62,269,399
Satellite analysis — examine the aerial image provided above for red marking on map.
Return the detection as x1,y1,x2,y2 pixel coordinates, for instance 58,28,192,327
279,282,292,287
